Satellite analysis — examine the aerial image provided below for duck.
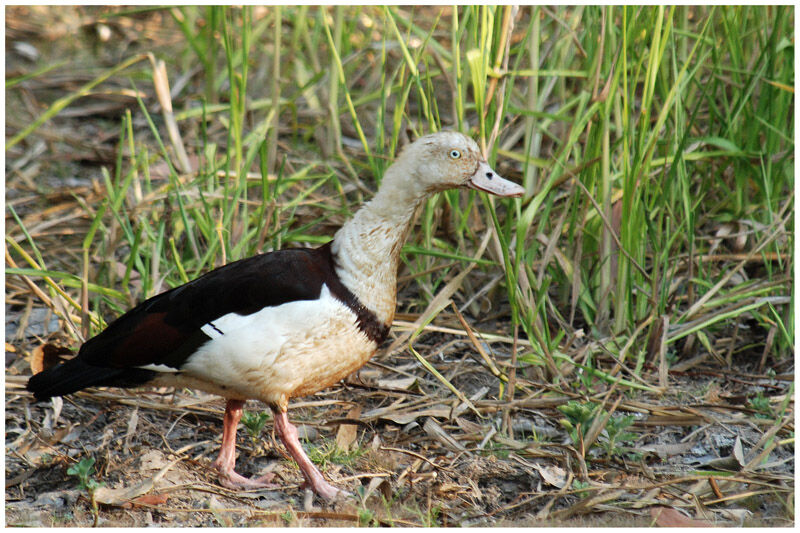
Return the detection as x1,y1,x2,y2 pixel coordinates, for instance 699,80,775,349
26,131,525,501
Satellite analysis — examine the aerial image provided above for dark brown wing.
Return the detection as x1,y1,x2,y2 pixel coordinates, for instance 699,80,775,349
27,246,334,400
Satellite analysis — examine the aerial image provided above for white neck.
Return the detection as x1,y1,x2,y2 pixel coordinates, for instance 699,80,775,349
331,166,426,324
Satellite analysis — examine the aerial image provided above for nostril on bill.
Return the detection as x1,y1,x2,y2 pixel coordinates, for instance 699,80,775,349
486,172,493,179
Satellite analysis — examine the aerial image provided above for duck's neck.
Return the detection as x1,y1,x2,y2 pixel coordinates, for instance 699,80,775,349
331,170,425,325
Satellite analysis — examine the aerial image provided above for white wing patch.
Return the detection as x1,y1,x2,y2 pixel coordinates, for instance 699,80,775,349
139,363,180,373
201,321,225,339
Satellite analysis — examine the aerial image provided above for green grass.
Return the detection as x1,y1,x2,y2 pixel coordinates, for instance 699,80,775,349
6,6,794,394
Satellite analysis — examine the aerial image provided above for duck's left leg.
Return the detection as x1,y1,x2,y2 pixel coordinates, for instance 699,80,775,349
212,399,276,489
273,408,345,501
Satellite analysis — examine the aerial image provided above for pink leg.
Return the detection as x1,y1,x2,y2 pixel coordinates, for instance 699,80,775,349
211,399,276,489
273,409,345,501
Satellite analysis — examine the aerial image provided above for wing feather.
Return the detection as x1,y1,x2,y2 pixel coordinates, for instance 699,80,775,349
81,247,330,370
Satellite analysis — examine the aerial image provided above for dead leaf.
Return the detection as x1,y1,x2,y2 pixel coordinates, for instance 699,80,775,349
705,436,744,471
709,222,735,256
362,476,392,502
123,406,138,454
30,343,72,375
533,463,568,489
704,383,721,404
44,396,63,431
423,417,466,453
650,506,714,527
93,480,155,507
453,386,490,417
47,421,79,447
93,457,180,506
376,376,417,390
732,435,744,465
335,405,361,452
716,509,752,526
639,441,695,458
129,493,169,508
436,482,469,497
370,406,451,425
454,417,482,435
139,450,172,471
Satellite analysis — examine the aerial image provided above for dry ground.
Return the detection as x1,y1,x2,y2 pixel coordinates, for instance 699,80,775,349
6,281,794,526
5,6,794,527
5,332,794,526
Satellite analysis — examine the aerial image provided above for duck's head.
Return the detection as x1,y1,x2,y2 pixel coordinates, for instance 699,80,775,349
392,131,525,198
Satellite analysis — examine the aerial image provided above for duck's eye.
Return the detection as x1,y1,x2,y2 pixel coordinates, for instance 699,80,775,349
449,149,461,159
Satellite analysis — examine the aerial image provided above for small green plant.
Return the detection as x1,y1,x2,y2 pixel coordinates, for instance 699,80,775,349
305,437,366,468
479,440,510,459
280,509,295,526
559,401,639,461
67,457,103,492
52,511,75,525
558,400,600,446
572,479,591,498
597,414,638,459
241,410,270,441
748,392,774,419
665,350,679,365
425,505,442,527
404,501,442,527
357,506,376,527
378,491,399,527
67,457,104,525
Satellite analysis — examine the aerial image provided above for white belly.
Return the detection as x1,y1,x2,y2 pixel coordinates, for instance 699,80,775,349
158,285,377,407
